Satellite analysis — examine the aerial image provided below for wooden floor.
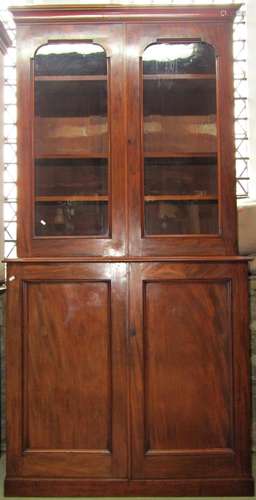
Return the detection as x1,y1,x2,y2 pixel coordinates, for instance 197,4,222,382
0,454,255,500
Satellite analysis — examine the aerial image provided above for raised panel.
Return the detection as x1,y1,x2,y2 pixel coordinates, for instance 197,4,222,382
6,262,128,479
130,262,251,480
144,280,232,453
24,280,111,452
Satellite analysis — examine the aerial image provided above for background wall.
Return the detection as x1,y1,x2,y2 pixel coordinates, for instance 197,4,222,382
247,0,256,200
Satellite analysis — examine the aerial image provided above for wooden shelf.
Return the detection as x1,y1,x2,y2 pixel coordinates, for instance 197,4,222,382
144,194,217,202
144,152,217,158
35,116,108,157
35,75,107,81
35,195,108,202
35,153,108,160
143,73,215,80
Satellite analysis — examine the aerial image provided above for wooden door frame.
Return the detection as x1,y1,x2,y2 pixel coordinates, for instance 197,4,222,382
129,261,251,479
5,261,128,478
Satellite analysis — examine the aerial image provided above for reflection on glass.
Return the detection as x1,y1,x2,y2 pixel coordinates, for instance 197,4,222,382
143,42,215,74
35,43,107,76
144,201,218,235
36,201,108,237
34,43,109,237
35,81,107,118
143,42,218,235
144,157,217,196
35,159,107,196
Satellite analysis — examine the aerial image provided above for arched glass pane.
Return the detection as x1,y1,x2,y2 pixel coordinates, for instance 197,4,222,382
34,42,109,237
143,41,219,235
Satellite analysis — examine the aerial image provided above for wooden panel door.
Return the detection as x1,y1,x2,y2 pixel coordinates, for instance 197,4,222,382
127,18,237,256
6,262,128,478
16,22,126,257
130,262,251,479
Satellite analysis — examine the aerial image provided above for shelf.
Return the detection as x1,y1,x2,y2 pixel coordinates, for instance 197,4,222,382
143,73,215,80
144,115,216,154
144,152,217,158
144,194,218,202
36,154,108,160
35,195,109,202
35,116,108,157
35,75,107,81
36,153,216,160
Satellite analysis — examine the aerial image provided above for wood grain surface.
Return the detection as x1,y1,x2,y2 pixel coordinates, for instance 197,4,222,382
5,4,253,498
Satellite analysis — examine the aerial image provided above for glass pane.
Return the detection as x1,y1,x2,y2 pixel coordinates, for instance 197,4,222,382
143,42,218,235
35,43,107,76
144,156,217,196
143,42,215,75
36,201,108,237
144,201,218,235
34,42,109,237
35,159,107,196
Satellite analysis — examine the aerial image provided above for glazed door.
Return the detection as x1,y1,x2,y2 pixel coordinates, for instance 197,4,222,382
129,262,251,478
127,22,237,256
17,23,126,256
6,262,128,478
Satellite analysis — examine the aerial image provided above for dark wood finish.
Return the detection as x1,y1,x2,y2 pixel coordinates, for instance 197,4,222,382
6,258,253,496
144,195,217,201
127,19,237,255
16,22,126,256
144,157,217,197
144,116,217,155
35,195,108,201
144,282,231,451
5,5,253,498
34,116,108,157
130,262,251,480
35,158,108,197
37,153,108,159
4,255,253,263
35,75,107,81
25,281,111,451
5,259,253,496
144,152,217,158
13,4,238,257
5,477,254,497
6,262,128,478
143,74,216,80
9,5,240,24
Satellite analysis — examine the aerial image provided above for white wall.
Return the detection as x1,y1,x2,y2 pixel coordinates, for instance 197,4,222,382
246,0,256,200
0,49,4,273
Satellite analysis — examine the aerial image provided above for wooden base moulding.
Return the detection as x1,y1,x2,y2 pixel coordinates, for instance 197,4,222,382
5,477,254,497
